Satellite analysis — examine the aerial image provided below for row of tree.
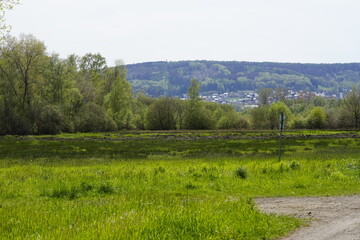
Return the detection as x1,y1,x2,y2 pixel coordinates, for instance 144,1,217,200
1,34,360,135
250,86,360,130
0,34,133,134
0,35,244,134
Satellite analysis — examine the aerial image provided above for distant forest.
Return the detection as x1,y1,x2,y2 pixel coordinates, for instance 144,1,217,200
127,61,360,96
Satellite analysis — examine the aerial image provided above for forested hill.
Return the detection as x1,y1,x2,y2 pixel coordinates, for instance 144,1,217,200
126,61,360,97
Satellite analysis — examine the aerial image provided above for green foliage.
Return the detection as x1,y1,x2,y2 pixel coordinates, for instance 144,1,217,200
307,107,327,129
184,106,215,130
185,79,215,130
214,105,247,129
290,117,307,129
77,102,116,132
35,105,64,134
1,35,360,134
0,0,20,37
343,86,360,129
104,64,133,129
187,78,201,101
268,102,292,130
258,88,273,105
145,98,184,130
250,106,269,129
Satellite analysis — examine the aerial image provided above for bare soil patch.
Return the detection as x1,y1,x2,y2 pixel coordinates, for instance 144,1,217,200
255,195,360,240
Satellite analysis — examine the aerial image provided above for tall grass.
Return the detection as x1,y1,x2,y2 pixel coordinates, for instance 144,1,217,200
0,131,359,239
0,195,302,240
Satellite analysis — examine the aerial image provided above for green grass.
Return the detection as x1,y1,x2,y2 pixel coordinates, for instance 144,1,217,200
0,130,359,239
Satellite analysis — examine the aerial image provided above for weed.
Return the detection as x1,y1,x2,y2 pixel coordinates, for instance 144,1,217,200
153,166,166,174
290,161,301,170
50,186,80,200
80,182,94,191
185,183,198,190
98,182,114,194
235,167,248,179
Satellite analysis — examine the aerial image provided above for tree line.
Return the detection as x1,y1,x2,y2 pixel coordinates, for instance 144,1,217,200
1,34,360,135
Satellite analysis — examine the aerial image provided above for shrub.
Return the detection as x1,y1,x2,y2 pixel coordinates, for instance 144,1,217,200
145,98,181,130
98,182,114,194
290,117,306,129
290,161,301,170
35,105,64,134
234,116,250,129
77,102,116,132
307,107,327,129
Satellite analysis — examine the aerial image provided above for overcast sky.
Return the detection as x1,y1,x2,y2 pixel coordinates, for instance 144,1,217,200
6,0,360,65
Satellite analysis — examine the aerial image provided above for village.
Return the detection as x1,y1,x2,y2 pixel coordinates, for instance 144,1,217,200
181,90,346,108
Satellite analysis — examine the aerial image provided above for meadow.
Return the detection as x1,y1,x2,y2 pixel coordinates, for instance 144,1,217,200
0,130,359,239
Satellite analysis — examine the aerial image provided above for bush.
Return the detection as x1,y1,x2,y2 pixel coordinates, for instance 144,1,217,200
290,117,306,129
35,105,64,134
145,98,180,130
234,116,250,129
184,106,215,130
307,107,327,129
217,113,236,129
77,102,116,132
250,106,269,129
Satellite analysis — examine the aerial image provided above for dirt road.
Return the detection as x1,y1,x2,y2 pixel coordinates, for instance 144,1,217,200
255,195,360,240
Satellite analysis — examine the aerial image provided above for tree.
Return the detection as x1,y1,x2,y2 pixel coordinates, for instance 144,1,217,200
104,62,133,129
76,53,107,104
268,102,292,130
77,102,115,132
250,106,269,129
258,88,273,105
0,34,46,134
0,34,46,109
0,0,19,38
184,79,214,129
307,107,326,129
343,86,360,129
132,93,155,130
274,87,288,101
187,78,201,102
43,54,68,105
145,98,181,130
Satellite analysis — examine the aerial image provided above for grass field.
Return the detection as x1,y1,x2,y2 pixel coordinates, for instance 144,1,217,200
0,131,359,239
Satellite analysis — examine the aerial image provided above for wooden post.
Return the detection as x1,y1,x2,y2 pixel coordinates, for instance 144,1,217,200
278,112,285,161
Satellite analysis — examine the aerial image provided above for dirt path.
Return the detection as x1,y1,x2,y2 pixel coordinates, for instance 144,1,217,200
255,195,360,240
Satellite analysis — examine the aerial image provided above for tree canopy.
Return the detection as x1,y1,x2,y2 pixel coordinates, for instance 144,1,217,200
0,0,19,38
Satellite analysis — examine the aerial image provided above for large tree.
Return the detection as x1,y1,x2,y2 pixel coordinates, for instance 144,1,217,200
0,34,46,109
0,34,47,134
258,88,273,105
77,53,107,103
184,79,214,129
343,86,360,129
104,62,133,129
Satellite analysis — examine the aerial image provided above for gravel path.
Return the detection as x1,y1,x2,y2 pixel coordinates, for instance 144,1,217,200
255,195,360,240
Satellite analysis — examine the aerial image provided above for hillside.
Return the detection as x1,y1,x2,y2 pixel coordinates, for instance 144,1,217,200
126,61,360,97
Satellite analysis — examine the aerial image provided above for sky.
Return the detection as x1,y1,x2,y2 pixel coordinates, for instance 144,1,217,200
6,0,360,65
